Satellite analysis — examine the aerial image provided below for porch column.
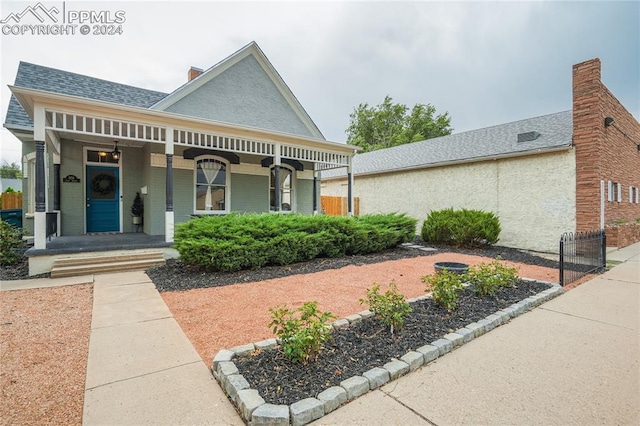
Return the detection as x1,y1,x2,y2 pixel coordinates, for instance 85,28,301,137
274,143,281,212
33,104,47,249
165,127,174,243
313,169,319,216
347,159,354,217
53,162,60,211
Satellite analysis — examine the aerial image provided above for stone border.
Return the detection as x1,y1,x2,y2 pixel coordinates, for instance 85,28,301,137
212,281,563,425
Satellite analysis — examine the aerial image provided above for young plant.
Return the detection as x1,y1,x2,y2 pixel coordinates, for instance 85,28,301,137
466,259,519,296
268,301,335,364
422,270,464,311
360,282,412,334
0,219,24,266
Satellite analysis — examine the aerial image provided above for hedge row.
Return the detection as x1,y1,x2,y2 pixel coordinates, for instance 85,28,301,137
421,208,500,247
174,213,417,272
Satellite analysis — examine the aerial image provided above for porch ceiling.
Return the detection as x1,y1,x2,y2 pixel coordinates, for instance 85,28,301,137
10,85,359,170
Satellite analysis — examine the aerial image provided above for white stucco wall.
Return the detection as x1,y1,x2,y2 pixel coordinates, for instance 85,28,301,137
322,150,576,253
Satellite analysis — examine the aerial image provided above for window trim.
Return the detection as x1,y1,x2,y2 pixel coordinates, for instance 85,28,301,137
269,164,296,213
193,155,230,215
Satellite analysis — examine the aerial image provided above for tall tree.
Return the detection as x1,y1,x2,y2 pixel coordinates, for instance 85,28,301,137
346,95,452,152
0,161,22,179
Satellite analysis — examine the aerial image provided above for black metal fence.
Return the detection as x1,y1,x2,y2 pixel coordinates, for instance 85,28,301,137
559,229,606,286
46,212,58,241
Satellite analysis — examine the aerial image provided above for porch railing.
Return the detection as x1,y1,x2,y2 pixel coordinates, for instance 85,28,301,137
559,229,606,286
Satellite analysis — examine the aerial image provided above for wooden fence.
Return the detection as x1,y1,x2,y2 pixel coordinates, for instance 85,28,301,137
1,192,23,210
320,196,359,216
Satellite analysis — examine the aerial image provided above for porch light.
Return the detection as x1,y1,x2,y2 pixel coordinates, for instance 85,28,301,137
111,141,120,162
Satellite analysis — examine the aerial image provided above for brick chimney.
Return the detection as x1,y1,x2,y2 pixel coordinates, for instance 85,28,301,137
188,66,203,81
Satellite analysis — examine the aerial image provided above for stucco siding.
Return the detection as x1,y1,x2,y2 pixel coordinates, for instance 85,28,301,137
165,55,313,137
174,169,194,225
323,150,576,252
296,179,314,215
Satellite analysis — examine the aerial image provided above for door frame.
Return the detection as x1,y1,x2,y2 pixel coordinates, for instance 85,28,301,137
83,146,123,234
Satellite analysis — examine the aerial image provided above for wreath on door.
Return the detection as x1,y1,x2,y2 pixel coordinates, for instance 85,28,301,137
91,173,115,195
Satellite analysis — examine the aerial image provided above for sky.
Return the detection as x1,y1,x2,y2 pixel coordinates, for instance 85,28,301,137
1,0,639,166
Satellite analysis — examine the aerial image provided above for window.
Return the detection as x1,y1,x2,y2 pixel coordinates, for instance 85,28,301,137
617,183,622,203
270,166,294,212
608,181,614,202
194,157,228,213
630,186,634,204
25,155,36,214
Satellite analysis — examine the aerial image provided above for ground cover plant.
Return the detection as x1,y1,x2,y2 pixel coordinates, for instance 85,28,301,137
174,213,417,272
421,208,501,247
234,279,552,406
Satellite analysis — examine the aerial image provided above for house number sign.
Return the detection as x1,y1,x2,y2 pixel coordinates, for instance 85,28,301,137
63,175,81,183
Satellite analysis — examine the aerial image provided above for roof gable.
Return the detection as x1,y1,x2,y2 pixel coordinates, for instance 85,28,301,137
323,110,573,178
151,42,324,139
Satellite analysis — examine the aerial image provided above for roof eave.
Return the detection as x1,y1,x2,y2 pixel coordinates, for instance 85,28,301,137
322,144,573,180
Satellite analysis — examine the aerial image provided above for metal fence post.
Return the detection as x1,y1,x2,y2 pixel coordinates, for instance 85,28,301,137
602,230,607,268
559,235,565,286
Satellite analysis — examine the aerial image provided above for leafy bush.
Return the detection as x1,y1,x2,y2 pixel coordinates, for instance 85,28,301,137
421,208,501,247
422,270,464,311
360,282,412,334
0,219,24,266
174,213,417,272
268,301,335,364
466,259,519,296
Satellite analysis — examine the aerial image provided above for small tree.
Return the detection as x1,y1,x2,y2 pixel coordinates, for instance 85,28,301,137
131,192,144,217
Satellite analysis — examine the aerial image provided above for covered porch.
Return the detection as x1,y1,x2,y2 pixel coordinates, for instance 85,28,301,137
10,85,359,256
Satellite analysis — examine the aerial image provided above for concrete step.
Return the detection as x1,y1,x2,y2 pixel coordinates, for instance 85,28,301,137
50,252,165,278
53,251,164,267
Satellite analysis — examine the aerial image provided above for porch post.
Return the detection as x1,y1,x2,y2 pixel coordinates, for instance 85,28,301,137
53,162,60,211
33,104,47,249
274,143,281,212
313,168,319,216
347,157,354,217
165,127,174,243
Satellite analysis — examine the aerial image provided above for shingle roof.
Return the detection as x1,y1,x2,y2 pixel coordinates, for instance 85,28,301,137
4,62,167,130
323,110,573,178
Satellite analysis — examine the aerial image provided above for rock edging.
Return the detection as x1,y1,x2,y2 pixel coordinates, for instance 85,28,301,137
212,280,562,425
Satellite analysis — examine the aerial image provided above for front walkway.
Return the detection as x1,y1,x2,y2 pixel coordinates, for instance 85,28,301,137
81,271,242,425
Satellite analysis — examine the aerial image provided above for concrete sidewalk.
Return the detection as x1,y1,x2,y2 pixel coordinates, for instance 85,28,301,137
316,243,640,425
81,271,242,425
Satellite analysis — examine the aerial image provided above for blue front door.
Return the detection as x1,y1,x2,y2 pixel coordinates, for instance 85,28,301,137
86,166,120,233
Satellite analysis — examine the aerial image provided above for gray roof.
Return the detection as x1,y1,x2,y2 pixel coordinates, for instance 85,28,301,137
0,178,22,192
4,62,167,130
323,110,573,178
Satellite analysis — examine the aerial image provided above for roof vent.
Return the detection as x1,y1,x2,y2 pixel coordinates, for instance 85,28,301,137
517,131,541,143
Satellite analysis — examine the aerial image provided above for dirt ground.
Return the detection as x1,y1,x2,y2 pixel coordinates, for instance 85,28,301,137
161,252,559,365
0,284,93,426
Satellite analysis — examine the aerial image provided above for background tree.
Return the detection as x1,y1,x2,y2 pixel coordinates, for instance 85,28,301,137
346,95,452,152
0,161,22,179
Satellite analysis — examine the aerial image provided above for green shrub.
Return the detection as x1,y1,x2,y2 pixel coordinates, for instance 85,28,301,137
174,213,417,272
421,208,500,247
466,260,519,296
268,301,335,364
0,220,24,266
360,282,412,334
422,270,464,311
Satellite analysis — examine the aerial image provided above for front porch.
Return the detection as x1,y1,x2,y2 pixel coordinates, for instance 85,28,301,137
25,233,176,276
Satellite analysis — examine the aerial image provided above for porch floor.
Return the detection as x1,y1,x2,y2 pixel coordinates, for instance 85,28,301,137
26,233,172,257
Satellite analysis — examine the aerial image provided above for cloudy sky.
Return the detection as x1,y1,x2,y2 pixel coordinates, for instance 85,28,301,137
1,0,638,165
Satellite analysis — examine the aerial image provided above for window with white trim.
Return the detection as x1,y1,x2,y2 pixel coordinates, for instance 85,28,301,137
607,181,615,202
617,183,622,203
194,157,228,213
630,186,634,204
270,166,294,212
25,156,36,214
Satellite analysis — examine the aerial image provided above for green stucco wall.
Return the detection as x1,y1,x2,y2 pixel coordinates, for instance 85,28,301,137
231,173,270,213
59,141,84,235
296,179,313,215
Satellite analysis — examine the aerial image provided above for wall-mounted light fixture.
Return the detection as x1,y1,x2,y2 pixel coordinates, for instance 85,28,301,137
604,117,614,127
111,141,120,162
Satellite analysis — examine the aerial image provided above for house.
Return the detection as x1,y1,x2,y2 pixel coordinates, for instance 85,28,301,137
3,42,359,273
322,59,640,252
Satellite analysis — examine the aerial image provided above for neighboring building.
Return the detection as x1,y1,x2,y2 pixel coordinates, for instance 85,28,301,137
323,59,640,252
0,178,22,193
3,42,358,250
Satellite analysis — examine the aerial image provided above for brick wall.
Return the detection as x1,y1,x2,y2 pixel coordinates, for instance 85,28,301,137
573,58,640,236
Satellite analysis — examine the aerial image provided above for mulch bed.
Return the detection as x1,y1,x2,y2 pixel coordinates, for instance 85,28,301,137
148,242,560,292
234,279,551,405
